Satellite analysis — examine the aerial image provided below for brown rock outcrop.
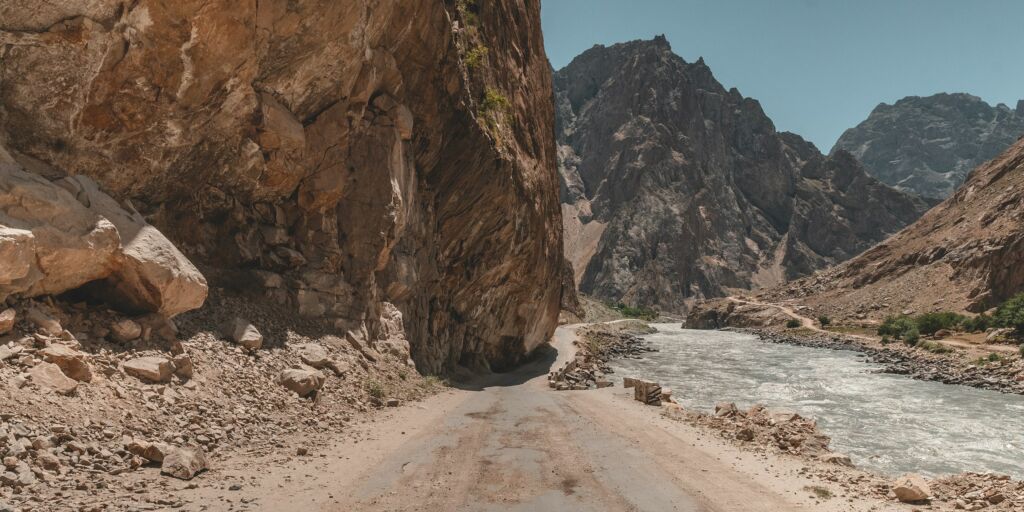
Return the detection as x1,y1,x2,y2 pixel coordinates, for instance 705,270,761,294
555,37,928,313
0,0,562,373
761,137,1024,318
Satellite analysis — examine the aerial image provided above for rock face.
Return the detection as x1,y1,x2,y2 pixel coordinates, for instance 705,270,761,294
834,93,1024,200
763,137,1024,316
555,37,928,312
0,1,562,372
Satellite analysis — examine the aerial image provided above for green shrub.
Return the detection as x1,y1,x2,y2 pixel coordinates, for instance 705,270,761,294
879,315,916,339
482,88,510,112
961,313,992,333
995,293,1024,334
914,312,966,335
786,319,801,329
818,315,831,327
465,45,489,69
988,352,1001,362
903,327,920,346
880,335,892,345
614,303,658,321
915,340,952,354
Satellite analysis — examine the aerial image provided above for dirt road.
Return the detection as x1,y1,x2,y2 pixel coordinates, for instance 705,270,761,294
175,325,893,511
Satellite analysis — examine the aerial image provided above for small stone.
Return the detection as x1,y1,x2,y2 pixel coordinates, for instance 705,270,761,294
28,362,78,395
225,318,262,351
821,453,854,467
386,399,400,407
715,402,739,417
160,447,208,480
735,428,755,442
37,453,61,471
0,345,23,362
0,309,15,335
297,343,331,369
296,447,308,456
892,474,931,503
126,440,170,463
109,319,142,343
26,307,61,336
123,356,174,383
171,354,194,379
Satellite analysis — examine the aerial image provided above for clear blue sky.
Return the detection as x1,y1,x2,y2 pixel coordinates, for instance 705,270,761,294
541,0,1024,151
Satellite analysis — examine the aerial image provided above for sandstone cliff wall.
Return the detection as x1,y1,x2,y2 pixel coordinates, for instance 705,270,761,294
0,0,562,373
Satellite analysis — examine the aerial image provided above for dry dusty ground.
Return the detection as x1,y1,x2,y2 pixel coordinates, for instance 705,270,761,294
163,326,899,512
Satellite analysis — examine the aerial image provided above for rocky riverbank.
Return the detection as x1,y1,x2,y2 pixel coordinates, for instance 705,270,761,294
742,328,1024,394
548,321,656,390
661,399,1024,510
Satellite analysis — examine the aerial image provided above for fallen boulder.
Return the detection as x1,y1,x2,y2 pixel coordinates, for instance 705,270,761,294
0,160,207,317
278,366,325,397
632,379,662,405
123,356,174,383
25,307,62,336
892,474,931,503
160,447,208,480
39,344,93,382
27,362,78,395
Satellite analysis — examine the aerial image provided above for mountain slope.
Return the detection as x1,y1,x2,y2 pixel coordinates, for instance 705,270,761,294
833,93,1024,200
556,37,929,312
763,136,1024,317
0,0,562,373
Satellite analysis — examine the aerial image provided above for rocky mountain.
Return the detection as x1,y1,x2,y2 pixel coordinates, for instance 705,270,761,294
833,93,1024,200
556,37,929,313
0,0,562,373
759,136,1024,319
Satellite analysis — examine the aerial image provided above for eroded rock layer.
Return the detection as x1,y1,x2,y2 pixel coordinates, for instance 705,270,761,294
833,93,1024,200
0,1,562,373
555,37,928,312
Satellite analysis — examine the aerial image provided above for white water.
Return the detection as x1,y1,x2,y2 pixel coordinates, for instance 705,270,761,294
610,323,1024,478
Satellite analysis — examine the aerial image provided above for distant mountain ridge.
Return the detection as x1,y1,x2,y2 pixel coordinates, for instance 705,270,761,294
556,37,929,313
833,93,1024,200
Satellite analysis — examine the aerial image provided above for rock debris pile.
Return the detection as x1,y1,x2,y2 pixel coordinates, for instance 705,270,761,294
549,321,655,390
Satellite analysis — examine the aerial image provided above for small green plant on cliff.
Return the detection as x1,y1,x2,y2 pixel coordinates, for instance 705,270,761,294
465,45,489,69
365,380,386,400
457,0,479,27
481,87,510,112
786,319,801,329
817,315,831,327
995,293,1024,334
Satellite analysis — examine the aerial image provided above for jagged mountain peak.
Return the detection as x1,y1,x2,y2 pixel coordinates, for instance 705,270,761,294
556,42,927,312
833,92,1024,200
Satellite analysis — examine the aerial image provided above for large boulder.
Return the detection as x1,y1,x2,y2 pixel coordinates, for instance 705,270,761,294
0,160,207,317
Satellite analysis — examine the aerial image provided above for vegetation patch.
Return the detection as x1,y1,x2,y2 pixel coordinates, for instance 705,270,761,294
786,319,801,329
817,315,831,327
465,45,489,69
607,302,658,321
995,293,1024,334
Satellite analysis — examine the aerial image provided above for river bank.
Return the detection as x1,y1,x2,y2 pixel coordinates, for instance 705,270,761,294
603,321,1024,510
687,297,1024,395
